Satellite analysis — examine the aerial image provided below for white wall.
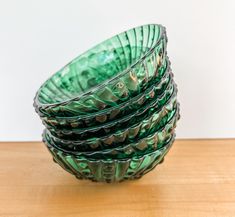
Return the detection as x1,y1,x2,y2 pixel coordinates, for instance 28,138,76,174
0,0,234,141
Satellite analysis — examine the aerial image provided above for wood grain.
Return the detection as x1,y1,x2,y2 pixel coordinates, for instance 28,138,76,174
0,139,235,217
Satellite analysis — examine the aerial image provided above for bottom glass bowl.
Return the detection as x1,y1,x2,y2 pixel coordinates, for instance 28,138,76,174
45,134,175,183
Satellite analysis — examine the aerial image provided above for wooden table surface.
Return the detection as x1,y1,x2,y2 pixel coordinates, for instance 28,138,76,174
0,139,235,217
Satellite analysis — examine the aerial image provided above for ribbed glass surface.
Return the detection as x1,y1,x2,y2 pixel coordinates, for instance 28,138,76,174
48,81,176,140
34,24,167,116
40,58,171,129
43,106,179,159
46,134,175,183
44,96,178,152
34,24,180,183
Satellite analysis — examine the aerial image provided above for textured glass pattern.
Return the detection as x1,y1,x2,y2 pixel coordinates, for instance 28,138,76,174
44,96,178,152
34,24,167,116
43,106,179,159
40,58,171,129
34,24,180,183
47,81,176,140
45,134,175,183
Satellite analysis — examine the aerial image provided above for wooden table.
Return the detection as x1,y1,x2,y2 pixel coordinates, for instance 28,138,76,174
0,139,235,217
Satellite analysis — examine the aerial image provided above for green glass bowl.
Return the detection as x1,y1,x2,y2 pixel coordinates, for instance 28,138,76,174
43,104,179,159
45,134,175,183
44,95,178,152
47,80,176,140
40,59,171,130
34,24,167,117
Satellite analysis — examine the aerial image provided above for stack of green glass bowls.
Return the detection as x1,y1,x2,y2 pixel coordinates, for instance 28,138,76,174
34,24,180,183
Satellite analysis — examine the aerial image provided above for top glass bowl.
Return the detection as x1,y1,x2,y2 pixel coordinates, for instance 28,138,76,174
34,24,167,117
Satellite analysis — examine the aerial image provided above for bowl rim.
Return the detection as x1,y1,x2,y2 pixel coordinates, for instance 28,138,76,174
34,24,166,109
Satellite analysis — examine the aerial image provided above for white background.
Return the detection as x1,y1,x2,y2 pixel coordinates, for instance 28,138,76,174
0,0,234,141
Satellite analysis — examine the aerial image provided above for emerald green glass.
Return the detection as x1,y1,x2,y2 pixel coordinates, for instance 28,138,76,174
48,81,176,140
40,59,171,130
45,134,175,183
43,105,179,159
34,24,180,183
44,95,178,152
34,24,167,117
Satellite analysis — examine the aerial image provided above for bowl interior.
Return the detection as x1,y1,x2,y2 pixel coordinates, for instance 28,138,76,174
37,24,162,105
